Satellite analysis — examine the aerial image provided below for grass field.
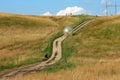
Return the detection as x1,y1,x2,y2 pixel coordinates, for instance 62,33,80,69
5,15,120,80
0,13,94,71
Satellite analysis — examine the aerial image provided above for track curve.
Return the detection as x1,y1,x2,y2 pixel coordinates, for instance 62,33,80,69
0,19,94,79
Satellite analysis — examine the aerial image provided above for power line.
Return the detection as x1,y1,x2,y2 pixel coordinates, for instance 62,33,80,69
105,0,120,16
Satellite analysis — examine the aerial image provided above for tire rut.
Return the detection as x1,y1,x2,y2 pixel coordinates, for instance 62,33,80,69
0,20,94,79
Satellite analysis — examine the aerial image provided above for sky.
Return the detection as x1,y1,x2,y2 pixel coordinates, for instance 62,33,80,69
0,0,120,16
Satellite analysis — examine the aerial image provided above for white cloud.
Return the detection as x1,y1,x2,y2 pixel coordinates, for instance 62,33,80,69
42,12,52,16
56,6,87,16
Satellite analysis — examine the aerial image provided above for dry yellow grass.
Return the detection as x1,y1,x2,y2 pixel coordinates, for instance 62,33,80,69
0,13,93,71
1,14,120,80
5,60,120,80
4,15,120,80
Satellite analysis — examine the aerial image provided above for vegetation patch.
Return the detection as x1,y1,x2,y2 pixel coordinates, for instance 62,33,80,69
43,32,63,57
42,16,95,72
0,14,95,72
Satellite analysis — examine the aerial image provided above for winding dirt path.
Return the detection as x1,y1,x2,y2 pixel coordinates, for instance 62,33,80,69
0,20,94,79
0,34,67,78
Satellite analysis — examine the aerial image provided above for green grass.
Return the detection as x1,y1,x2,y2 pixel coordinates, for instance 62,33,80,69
0,54,43,71
4,15,120,80
43,39,76,73
0,13,95,71
43,15,95,57
43,32,63,57
43,15,120,73
42,16,95,73
68,16,120,59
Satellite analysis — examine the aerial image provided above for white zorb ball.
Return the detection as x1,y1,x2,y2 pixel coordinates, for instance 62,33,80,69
64,26,73,33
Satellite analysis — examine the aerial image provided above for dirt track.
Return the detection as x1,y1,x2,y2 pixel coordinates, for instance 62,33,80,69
0,34,67,78
0,20,94,79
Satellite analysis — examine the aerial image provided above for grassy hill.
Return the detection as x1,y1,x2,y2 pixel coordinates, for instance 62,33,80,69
8,15,120,80
0,13,94,71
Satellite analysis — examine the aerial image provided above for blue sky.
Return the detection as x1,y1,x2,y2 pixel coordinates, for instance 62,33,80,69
0,0,120,16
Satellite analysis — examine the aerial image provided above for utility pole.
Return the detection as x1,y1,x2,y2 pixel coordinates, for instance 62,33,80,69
115,0,117,15
105,0,108,16
105,0,120,16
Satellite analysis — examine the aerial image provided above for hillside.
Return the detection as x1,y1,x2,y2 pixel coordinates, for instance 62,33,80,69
7,15,120,80
0,13,94,71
